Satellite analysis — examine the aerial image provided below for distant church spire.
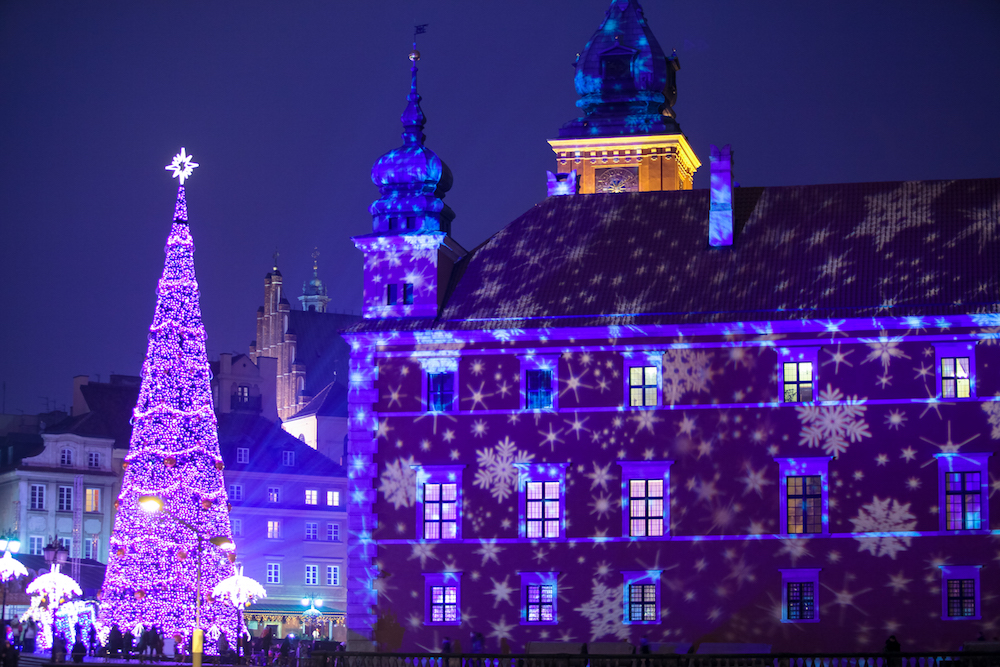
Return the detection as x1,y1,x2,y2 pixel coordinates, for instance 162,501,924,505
300,247,330,313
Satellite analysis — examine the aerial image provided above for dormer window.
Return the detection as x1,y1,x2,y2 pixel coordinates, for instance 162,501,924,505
60,449,73,466
282,451,294,466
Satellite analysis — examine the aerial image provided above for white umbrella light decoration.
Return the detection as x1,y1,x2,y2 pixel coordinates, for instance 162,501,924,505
212,565,266,608
22,568,83,650
0,551,28,582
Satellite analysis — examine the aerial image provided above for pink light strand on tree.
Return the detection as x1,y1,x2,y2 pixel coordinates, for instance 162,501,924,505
98,179,241,650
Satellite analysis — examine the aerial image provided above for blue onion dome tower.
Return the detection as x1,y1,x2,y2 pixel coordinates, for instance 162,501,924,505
548,0,701,193
369,49,455,235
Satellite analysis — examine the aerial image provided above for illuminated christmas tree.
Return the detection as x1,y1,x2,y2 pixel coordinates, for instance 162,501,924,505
98,150,241,652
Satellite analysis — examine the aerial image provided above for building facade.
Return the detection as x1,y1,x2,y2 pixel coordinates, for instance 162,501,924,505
342,0,999,654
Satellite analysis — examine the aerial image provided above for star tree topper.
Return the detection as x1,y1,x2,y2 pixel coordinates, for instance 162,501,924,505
165,147,199,184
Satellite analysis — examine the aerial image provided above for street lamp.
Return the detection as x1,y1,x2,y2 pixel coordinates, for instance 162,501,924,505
301,597,323,640
138,495,235,667
0,536,26,623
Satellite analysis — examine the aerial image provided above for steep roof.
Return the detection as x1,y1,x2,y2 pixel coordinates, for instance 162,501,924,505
216,412,342,476
287,381,348,420
349,178,1000,333
45,381,138,448
285,311,360,395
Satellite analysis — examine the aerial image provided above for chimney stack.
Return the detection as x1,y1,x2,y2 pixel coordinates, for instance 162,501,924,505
709,144,734,247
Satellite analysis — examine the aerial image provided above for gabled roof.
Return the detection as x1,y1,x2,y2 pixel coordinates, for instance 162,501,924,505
216,412,343,476
348,178,1000,333
285,311,360,395
287,381,348,420
45,381,138,447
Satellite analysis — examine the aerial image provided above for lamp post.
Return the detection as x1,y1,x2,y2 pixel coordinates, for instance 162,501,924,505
301,596,323,640
41,540,71,661
0,536,26,623
138,495,234,667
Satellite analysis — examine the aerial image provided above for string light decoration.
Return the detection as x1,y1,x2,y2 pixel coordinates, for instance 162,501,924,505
22,567,83,650
98,151,241,651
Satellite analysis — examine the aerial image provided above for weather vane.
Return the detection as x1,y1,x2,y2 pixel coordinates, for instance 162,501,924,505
411,24,428,61
165,148,199,185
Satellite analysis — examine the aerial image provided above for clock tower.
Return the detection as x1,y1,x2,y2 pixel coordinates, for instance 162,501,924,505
547,0,701,194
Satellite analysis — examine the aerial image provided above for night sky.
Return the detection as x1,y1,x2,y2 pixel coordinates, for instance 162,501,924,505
1,1,998,416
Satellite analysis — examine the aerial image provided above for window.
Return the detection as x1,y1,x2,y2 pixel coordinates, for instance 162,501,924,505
29,536,43,555
58,486,73,512
84,536,99,560
231,518,242,537
282,451,294,466
415,465,465,540
85,488,101,513
305,489,318,505
619,461,673,538
777,347,819,402
88,452,100,469
236,385,250,402
629,367,658,407
327,490,340,506
423,573,462,625
622,571,662,624
327,565,341,586
267,521,281,539
59,537,72,553
936,453,991,532
519,355,559,410
775,457,830,536
305,522,318,541
519,573,558,625
428,373,455,412
940,565,981,620
229,484,243,501
517,463,567,540
328,523,340,542
268,487,280,503
934,341,976,399
780,569,821,623
403,283,414,305
266,563,281,584
305,564,318,586
236,448,249,464
60,448,73,466
30,484,45,510
387,284,398,305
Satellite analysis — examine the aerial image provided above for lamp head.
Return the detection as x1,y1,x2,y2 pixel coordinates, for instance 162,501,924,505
8,539,20,554
138,495,164,513
209,536,235,551
0,538,7,552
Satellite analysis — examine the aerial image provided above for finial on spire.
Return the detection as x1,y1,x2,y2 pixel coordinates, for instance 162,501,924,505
311,247,320,272
272,249,280,271
401,25,429,145
165,148,199,185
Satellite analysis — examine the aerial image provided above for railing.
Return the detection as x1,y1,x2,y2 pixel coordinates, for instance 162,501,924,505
297,652,1000,667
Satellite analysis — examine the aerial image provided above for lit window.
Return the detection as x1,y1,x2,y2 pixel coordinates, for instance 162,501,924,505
267,521,281,539
428,373,455,412
519,355,559,411
229,484,243,501
327,565,340,586
328,523,340,542
29,536,44,556
516,463,567,540
305,522,318,541
305,564,318,586
941,357,971,398
30,484,45,510
88,452,100,468
423,573,462,625
266,563,281,584
622,571,661,624
231,518,242,537
940,565,981,620
236,448,249,464
526,370,553,409
58,486,73,512
305,489,318,505
236,385,250,402
60,449,73,466
619,461,673,539
629,366,658,407
780,569,821,623
519,573,558,625
936,453,990,532
403,283,414,305
85,488,101,513
268,487,280,503
787,476,822,534
775,457,830,536
783,362,814,402
327,490,340,506
282,451,295,466
423,483,458,540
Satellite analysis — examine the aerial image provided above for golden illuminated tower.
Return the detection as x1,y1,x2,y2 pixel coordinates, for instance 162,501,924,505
548,0,700,194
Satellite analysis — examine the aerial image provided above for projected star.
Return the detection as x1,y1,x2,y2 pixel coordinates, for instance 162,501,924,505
164,148,199,184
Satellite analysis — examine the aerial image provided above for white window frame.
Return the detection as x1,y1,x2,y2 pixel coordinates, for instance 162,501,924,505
933,341,976,399
328,523,340,542
282,450,295,466
622,351,664,408
776,347,820,403
305,564,319,586
305,522,318,541
88,452,100,469
518,354,559,411
940,565,982,620
327,565,341,587
84,487,101,513
229,484,243,501
935,453,991,533
29,536,44,555
519,572,558,625
780,568,821,623
267,520,281,539
84,536,99,560
231,518,242,537
775,457,831,536
58,485,73,512
423,572,462,626
30,484,45,510
327,490,340,506
622,570,662,624
418,356,459,412
516,463,568,540
305,489,318,505
236,448,249,464
267,487,280,503
618,461,673,539
60,448,73,466
266,562,281,584
413,465,465,541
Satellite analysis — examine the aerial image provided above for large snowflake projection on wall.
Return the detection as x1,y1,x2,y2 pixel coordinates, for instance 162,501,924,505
474,437,533,502
860,334,910,371
983,402,1000,439
379,456,418,508
796,384,871,456
661,349,716,405
848,181,943,251
849,496,917,559
574,578,629,641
